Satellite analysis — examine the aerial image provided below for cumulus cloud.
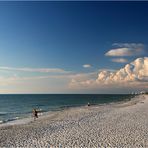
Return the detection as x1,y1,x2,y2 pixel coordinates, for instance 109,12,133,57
83,64,92,68
111,58,128,63
97,57,148,83
69,57,148,91
105,43,144,57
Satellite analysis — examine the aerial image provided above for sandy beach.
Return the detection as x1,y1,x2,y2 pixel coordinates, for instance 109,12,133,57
0,94,148,147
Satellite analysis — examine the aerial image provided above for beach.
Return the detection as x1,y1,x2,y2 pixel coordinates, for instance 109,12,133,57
0,94,148,147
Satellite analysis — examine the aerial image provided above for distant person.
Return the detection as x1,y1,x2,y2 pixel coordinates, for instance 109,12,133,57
87,102,90,106
32,109,38,121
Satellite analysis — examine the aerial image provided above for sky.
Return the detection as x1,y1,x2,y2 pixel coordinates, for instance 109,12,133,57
0,1,148,94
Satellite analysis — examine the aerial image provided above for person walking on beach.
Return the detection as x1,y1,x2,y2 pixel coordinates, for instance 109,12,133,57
32,109,38,121
87,102,90,106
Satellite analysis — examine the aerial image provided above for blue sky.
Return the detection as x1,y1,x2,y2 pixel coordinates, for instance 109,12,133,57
0,1,148,93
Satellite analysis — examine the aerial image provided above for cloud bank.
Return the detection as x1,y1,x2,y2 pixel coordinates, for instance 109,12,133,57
70,57,148,92
0,56,147,93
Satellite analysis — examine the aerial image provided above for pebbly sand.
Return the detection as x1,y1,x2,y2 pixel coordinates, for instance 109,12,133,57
0,95,148,147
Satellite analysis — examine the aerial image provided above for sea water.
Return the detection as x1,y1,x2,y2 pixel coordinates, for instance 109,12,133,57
0,94,133,124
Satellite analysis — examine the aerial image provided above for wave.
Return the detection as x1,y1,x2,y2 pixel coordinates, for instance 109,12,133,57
0,112,9,116
0,120,3,124
5,116,19,122
0,111,30,116
0,116,20,124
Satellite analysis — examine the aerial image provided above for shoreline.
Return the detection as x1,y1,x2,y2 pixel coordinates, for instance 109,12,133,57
0,94,148,147
0,94,135,127
0,94,140,127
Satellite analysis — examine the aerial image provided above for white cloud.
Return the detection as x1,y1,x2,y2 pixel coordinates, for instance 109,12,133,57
0,73,73,93
0,66,73,93
0,67,70,74
0,57,147,93
105,43,144,57
69,57,148,92
83,64,92,68
113,43,144,48
105,47,132,56
0,66,99,93
111,58,128,63
98,57,148,83
98,69,116,72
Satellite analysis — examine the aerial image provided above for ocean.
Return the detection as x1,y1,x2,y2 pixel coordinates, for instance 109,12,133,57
0,94,133,124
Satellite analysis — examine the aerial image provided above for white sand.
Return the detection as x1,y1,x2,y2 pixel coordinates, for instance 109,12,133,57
0,95,148,147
